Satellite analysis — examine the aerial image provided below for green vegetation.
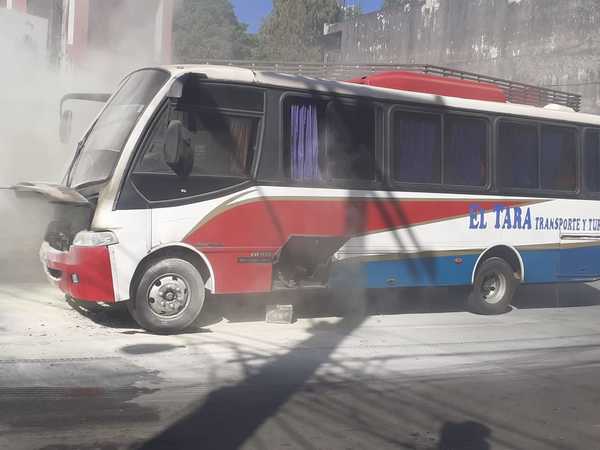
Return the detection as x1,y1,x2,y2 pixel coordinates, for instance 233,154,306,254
255,0,341,61
173,0,255,62
383,0,409,9
173,0,342,63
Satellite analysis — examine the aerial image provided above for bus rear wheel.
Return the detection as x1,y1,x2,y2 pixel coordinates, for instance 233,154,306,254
468,257,517,315
130,258,206,333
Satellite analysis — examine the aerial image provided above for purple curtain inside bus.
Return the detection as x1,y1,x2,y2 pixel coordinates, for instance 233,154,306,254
499,123,538,189
290,104,320,182
585,131,600,192
444,117,486,186
395,113,441,183
541,127,576,190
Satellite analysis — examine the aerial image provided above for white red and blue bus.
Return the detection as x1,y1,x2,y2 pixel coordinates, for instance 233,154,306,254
18,65,600,333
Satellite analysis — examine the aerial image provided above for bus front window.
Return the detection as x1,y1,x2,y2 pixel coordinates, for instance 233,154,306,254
67,69,170,188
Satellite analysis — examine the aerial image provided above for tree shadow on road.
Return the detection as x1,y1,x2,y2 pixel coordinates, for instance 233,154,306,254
65,281,600,333
513,282,600,310
139,308,368,450
438,421,492,450
200,281,600,325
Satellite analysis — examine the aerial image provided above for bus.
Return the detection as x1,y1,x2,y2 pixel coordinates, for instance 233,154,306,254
20,64,600,333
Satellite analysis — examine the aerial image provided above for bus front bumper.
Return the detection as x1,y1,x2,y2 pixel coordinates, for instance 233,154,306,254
40,241,116,303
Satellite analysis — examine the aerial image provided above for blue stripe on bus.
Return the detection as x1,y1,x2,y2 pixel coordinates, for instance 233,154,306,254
522,246,600,283
328,245,600,289
328,254,479,289
362,254,479,288
554,245,600,280
519,250,559,283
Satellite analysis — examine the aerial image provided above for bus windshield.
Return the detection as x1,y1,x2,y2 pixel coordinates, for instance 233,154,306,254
67,69,170,188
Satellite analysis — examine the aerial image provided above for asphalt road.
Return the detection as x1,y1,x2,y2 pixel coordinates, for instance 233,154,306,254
1,282,600,450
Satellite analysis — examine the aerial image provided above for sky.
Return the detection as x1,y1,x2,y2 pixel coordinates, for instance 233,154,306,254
232,0,385,33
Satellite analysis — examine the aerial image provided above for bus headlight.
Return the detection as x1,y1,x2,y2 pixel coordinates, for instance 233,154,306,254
72,231,119,247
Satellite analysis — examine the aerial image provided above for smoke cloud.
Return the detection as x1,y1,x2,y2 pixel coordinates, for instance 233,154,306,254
0,4,164,282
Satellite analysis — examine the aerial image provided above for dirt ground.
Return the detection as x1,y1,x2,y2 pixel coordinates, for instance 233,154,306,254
1,282,600,450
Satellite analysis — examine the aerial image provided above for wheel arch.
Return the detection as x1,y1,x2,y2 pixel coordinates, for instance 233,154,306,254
130,243,215,300
471,244,524,284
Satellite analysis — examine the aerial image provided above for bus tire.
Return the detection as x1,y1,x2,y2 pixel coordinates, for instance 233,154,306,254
126,298,138,321
468,257,517,315
131,257,206,333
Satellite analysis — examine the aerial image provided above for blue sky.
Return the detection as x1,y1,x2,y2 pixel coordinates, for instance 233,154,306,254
232,0,385,33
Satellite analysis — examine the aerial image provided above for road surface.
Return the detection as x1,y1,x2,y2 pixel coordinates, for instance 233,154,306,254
1,282,600,449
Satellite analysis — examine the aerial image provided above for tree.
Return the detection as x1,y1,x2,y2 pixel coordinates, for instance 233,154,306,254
255,0,341,62
383,0,410,9
343,5,363,18
173,0,255,62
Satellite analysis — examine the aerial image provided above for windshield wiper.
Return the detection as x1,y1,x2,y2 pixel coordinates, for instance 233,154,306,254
66,117,100,186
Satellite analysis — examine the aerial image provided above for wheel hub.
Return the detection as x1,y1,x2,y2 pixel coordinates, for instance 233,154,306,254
480,273,506,305
147,274,190,318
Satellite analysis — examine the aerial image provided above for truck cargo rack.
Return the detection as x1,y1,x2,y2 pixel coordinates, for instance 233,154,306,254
195,60,582,111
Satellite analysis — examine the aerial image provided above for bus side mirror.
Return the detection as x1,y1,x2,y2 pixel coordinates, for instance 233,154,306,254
59,110,73,144
164,120,194,177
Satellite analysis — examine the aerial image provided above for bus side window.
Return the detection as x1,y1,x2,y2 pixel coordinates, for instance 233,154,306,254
131,84,263,202
325,102,375,181
392,111,441,184
135,107,170,173
498,121,539,189
541,125,577,191
283,97,376,185
444,115,488,187
284,98,326,183
185,111,258,178
135,109,258,177
584,130,600,193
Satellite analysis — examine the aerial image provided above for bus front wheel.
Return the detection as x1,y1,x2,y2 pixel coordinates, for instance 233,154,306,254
468,257,517,315
130,257,206,333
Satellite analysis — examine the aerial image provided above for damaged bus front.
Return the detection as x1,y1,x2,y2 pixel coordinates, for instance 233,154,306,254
28,68,172,315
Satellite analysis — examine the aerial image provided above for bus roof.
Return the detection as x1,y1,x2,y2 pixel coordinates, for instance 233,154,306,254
159,64,600,127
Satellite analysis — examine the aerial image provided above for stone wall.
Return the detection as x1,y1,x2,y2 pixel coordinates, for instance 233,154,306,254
324,0,600,113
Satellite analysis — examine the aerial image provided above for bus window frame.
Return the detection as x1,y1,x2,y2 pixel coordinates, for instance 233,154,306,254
115,81,267,210
581,127,600,200
113,78,593,208
67,68,171,193
495,116,581,198
387,104,493,194
443,112,492,189
277,90,385,191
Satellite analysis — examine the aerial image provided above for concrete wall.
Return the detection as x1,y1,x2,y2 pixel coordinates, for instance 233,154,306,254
325,0,600,113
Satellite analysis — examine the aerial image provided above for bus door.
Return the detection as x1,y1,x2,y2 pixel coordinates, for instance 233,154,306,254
558,233,600,279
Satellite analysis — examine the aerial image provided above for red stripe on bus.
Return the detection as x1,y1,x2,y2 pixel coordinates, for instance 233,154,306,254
184,198,531,293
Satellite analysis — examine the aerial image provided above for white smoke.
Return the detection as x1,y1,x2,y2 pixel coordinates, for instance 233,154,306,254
0,3,165,281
